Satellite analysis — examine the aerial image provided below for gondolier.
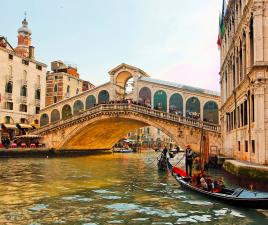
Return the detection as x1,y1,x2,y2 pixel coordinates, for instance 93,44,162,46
185,144,193,176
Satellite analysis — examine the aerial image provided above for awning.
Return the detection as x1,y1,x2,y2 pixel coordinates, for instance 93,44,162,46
17,124,33,129
2,124,17,129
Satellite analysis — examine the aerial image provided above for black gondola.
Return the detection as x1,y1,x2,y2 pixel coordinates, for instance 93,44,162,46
173,169,268,209
157,155,172,171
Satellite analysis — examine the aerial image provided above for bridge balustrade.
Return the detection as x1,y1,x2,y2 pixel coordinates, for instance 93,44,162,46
35,103,220,134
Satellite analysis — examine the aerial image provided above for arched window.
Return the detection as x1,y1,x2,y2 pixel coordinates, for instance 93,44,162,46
51,109,60,123
76,88,79,95
98,90,109,104
54,96,57,103
86,95,96,109
35,89,40,100
54,84,58,92
203,101,219,124
154,90,167,112
62,104,72,120
5,82,12,93
169,93,183,116
40,113,49,127
186,97,200,119
67,85,70,93
73,100,84,115
21,85,27,97
139,87,151,106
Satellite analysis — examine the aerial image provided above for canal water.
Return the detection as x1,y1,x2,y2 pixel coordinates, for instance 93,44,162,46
0,151,267,225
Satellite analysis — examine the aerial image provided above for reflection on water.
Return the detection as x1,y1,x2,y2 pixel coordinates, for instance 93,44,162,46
0,152,267,224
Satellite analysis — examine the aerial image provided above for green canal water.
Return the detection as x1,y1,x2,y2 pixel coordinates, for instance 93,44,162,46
0,151,267,225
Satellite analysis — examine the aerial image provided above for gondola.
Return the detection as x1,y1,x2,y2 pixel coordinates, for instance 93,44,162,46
172,167,268,209
157,155,173,171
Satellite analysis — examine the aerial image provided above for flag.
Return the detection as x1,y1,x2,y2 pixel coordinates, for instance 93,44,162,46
217,12,222,48
217,0,227,48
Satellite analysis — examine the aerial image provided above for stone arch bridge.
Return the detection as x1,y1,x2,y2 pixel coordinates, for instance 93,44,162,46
32,63,221,152
32,103,221,152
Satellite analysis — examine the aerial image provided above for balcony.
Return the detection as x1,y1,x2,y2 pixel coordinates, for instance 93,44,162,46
6,75,13,82
21,79,27,86
35,99,40,106
20,96,27,104
5,93,12,101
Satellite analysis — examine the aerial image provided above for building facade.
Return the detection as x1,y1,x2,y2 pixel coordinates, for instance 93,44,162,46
219,0,268,164
0,17,47,140
46,60,95,106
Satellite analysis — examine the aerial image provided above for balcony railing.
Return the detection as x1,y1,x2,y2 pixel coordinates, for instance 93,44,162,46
5,93,12,101
20,96,27,104
21,79,27,86
35,99,40,106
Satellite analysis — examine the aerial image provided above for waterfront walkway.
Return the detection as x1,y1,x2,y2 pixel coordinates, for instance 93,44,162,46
223,159,268,178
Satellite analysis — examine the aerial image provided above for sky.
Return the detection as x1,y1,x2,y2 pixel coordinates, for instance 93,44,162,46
1,0,222,92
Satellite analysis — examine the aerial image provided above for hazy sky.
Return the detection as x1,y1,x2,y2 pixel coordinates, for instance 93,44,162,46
1,0,222,91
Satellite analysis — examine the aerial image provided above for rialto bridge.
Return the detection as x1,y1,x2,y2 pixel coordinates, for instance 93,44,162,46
31,63,222,152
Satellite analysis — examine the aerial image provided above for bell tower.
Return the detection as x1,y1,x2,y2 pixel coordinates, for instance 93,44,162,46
15,13,33,58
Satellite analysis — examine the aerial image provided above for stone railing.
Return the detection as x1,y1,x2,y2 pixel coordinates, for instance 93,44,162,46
33,103,221,134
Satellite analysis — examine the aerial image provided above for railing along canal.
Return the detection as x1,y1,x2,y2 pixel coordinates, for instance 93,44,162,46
34,103,221,134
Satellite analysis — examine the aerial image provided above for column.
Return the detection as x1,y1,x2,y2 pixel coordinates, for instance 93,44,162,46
254,85,265,164
253,1,264,62
245,28,251,74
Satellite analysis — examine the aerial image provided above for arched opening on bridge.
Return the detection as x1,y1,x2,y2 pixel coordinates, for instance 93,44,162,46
169,93,183,116
186,97,200,119
98,90,109,104
203,101,219,124
73,100,84,115
40,113,49,127
86,95,96,109
139,87,151,106
154,90,167,112
115,71,133,99
51,109,60,123
62,104,72,120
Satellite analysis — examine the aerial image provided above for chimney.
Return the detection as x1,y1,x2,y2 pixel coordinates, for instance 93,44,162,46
29,46,35,59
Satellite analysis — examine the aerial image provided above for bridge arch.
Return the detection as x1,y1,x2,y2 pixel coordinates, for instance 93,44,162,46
186,96,200,119
154,90,167,112
169,93,183,116
98,90,110,104
86,95,96,109
139,87,151,106
73,100,84,115
203,101,219,124
62,104,72,120
40,113,49,127
51,109,60,123
59,116,181,150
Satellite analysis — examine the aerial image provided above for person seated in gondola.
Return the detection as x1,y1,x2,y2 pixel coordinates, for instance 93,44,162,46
196,171,202,187
200,177,208,190
190,171,199,186
207,176,214,192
